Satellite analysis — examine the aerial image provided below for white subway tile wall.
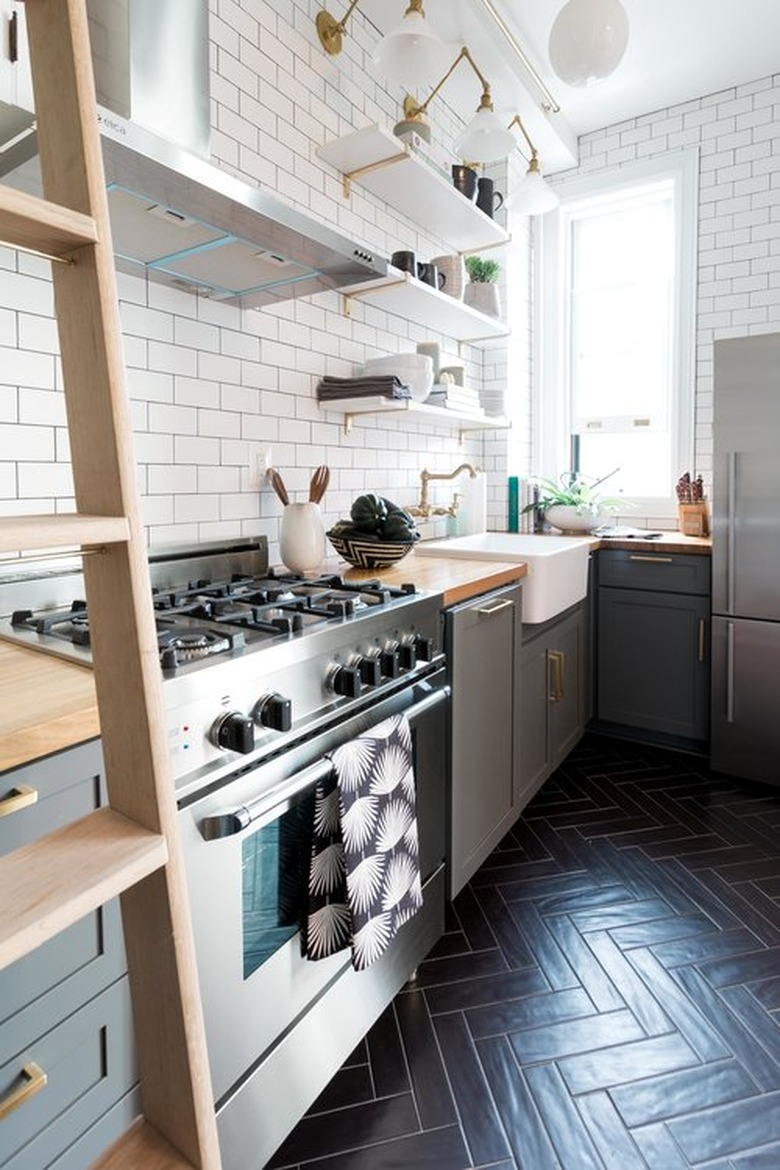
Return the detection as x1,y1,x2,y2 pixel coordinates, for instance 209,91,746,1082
0,0,778,554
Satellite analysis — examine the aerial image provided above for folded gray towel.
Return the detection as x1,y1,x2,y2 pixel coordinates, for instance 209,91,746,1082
317,375,412,401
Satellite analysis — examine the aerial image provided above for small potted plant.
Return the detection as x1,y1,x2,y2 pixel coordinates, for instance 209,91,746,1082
522,470,626,533
463,255,501,317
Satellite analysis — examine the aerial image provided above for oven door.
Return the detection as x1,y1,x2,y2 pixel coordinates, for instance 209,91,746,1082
178,670,448,1109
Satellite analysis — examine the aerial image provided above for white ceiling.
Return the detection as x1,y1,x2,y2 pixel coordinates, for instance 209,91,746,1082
355,0,780,173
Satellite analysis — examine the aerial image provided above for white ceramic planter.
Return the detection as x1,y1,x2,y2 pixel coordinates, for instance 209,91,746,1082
463,281,501,318
544,504,604,534
279,502,325,573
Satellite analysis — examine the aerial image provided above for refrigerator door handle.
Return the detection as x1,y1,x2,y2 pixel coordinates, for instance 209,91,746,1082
726,620,735,723
727,451,737,614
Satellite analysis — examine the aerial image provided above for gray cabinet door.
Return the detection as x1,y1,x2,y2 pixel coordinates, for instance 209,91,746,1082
598,586,709,741
711,615,780,785
447,583,522,898
520,604,587,798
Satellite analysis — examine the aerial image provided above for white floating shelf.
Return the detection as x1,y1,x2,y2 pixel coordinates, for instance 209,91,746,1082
318,395,510,439
341,269,509,345
317,125,509,254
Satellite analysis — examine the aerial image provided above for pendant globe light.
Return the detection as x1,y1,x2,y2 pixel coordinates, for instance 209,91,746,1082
548,0,629,87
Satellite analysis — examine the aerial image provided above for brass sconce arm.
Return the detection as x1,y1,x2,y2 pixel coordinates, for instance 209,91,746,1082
404,46,495,123
508,113,541,172
317,0,430,57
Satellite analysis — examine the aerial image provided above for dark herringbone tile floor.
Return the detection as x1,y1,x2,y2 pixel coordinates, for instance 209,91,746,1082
268,733,780,1169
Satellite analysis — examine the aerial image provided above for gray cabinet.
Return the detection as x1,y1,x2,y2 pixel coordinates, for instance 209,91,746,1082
519,601,588,797
595,549,710,746
445,582,522,898
1,739,138,1168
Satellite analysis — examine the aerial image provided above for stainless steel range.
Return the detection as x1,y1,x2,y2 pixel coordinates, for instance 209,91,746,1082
0,537,448,1168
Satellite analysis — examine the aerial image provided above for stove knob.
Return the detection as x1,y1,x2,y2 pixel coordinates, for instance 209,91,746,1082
380,646,400,678
351,654,381,687
326,664,362,698
211,711,255,755
413,634,435,662
398,643,416,670
253,692,293,733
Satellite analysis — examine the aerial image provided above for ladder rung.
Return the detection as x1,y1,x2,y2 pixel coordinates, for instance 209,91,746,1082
0,514,131,554
89,1119,197,1170
0,807,168,972
0,183,99,259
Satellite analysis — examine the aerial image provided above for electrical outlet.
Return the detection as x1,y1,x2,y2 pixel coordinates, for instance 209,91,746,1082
254,445,273,486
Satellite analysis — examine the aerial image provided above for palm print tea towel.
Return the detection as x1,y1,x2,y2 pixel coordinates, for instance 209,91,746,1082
303,713,423,971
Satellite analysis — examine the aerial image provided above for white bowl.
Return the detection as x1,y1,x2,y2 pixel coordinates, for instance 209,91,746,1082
362,353,433,402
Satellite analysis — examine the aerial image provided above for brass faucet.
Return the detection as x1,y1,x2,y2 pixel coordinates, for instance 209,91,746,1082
408,463,479,520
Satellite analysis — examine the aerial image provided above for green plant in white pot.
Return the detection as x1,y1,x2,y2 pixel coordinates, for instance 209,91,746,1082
463,255,501,318
523,470,626,533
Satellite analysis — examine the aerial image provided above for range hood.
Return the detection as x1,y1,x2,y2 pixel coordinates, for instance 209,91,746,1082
0,0,386,308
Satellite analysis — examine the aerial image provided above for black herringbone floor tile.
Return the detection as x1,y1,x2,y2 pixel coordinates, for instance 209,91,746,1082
269,733,780,1169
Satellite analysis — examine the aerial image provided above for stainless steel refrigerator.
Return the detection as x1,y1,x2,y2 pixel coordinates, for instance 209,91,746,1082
711,330,780,785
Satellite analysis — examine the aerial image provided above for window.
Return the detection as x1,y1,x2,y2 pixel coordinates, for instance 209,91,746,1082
534,151,698,513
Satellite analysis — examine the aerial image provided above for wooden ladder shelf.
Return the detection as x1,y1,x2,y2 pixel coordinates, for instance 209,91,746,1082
0,2,221,1166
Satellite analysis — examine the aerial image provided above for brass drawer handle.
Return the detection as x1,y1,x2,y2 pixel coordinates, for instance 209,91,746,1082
0,1063,47,1120
0,784,38,818
628,555,674,563
548,650,565,702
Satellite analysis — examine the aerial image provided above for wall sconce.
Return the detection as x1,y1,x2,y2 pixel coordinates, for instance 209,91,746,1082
315,0,451,91
505,114,560,215
548,0,629,87
394,46,517,164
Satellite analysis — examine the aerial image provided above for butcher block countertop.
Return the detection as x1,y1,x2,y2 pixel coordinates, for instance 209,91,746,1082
0,640,100,772
1,534,711,770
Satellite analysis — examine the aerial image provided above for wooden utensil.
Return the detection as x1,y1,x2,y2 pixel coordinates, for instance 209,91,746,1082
268,467,290,506
308,465,330,504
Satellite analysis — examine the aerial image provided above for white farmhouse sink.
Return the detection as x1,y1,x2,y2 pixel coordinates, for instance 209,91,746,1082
415,533,592,624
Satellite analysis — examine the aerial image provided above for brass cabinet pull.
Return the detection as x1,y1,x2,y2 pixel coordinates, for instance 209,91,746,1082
698,618,706,663
477,599,514,617
0,784,38,818
0,1063,47,1120
629,554,674,563
548,650,565,702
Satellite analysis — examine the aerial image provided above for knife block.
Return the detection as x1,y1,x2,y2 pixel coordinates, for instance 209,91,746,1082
678,502,709,537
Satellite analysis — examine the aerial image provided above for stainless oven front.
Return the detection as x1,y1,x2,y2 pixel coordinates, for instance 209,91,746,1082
178,668,448,1169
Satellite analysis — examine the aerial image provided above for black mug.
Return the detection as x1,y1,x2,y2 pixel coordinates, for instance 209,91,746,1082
417,262,446,290
391,249,417,274
476,176,504,218
451,164,478,201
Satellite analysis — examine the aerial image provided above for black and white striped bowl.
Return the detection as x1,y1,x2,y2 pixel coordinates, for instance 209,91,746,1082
326,531,415,569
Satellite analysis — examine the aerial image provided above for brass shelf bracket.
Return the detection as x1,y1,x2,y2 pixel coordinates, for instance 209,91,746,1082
342,149,409,198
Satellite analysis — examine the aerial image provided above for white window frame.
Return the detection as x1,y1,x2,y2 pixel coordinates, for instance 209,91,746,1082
534,150,699,517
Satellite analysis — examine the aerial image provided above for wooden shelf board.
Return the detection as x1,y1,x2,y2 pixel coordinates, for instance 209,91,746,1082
0,185,98,257
0,514,131,553
343,270,509,344
317,125,509,254
89,1119,197,1170
0,807,168,971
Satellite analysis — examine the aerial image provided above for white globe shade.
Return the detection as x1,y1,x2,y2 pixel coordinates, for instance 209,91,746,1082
373,10,451,92
454,106,516,164
548,0,629,87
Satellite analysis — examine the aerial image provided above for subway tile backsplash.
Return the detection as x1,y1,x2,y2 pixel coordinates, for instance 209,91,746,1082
0,2,778,557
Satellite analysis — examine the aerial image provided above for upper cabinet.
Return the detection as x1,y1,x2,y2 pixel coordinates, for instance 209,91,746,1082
317,125,510,255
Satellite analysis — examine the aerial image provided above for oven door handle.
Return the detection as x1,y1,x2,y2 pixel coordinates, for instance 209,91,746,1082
198,682,450,841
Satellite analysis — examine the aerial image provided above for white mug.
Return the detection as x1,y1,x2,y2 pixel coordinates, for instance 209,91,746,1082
279,502,325,574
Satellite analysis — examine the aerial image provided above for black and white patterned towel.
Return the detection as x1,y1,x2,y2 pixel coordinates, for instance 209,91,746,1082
303,713,423,971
